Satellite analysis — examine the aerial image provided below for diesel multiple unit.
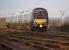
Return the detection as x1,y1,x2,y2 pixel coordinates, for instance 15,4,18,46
31,8,48,31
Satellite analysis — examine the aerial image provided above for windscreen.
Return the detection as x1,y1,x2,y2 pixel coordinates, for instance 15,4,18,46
34,10,47,19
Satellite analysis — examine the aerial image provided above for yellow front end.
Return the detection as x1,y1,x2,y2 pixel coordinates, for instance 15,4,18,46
35,19,46,28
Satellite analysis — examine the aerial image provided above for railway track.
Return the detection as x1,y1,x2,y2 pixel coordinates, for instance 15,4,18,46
0,32,69,50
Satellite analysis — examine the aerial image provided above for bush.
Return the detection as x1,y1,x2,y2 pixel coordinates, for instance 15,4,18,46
60,24,69,32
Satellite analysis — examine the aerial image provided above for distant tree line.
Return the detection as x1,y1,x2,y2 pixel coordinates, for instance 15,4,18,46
55,24,69,32
59,24,69,32
49,23,69,32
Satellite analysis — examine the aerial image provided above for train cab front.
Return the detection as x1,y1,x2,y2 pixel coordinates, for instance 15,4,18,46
32,19,48,32
31,8,48,32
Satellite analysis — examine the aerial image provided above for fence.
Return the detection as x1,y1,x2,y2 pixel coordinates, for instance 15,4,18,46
0,11,69,32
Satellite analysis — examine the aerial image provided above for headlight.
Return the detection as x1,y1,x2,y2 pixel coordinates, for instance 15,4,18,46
34,20,35,23
33,20,37,26
39,25,43,28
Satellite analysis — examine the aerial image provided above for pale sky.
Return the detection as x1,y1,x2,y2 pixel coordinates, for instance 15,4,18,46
0,0,69,18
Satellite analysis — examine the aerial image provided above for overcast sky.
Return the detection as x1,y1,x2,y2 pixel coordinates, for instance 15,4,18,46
0,0,69,18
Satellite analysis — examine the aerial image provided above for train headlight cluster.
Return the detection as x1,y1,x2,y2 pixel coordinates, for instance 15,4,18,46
39,25,43,28
34,20,35,23
33,20,37,26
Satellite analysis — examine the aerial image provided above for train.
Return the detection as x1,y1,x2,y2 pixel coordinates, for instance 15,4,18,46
31,8,48,32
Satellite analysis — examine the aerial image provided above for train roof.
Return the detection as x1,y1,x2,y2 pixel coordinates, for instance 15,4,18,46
33,8,47,11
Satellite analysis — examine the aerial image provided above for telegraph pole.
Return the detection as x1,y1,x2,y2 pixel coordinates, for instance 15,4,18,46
60,9,65,25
